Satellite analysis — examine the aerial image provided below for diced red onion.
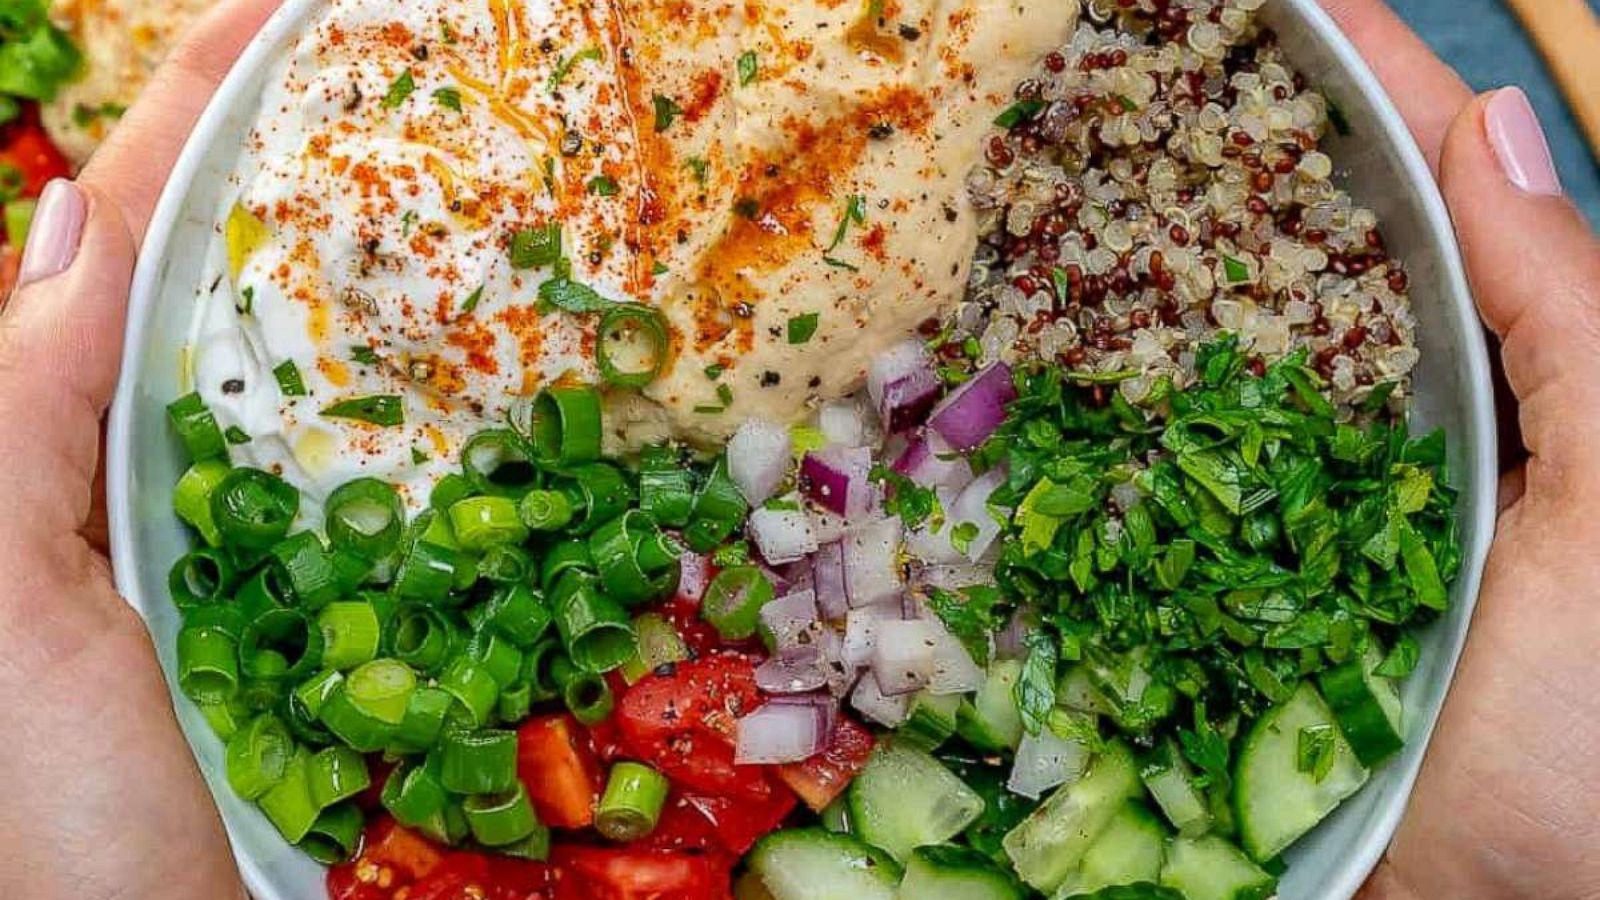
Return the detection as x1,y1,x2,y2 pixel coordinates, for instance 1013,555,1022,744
905,487,966,565
808,509,851,545
748,503,819,565
926,626,985,695
727,418,793,506
842,603,893,669
878,368,943,434
849,670,912,728
868,340,932,409
760,590,819,650
676,551,713,605
869,618,941,696
927,363,1016,451
913,562,998,593
767,693,839,742
814,626,855,697
819,402,866,447
1007,726,1091,800
892,432,975,492
755,646,829,694
843,517,904,608
736,701,829,764
800,445,874,517
812,542,849,621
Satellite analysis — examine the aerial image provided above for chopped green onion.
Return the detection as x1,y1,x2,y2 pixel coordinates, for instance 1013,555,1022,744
464,785,542,847
167,393,228,462
210,468,299,550
225,713,294,800
174,459,231,547
241,607,324,682
497,680,534,721
300,803,364,864
389,604,461,675
234,565,293,619
258,749,321,843
197,697,250,742
539,540,593,592
481,583,553,647
431,472,475,513
550,570,635,674
393,540,462,604
344,658,417,725
169,547,236,609
620,612,690,684
700,566,775,640
392,686,454,753
440,728,519,794
595,304,669,388
325,478,404,560
268,531,341,610
477,544,535,584
521,638,565,702
562,670,615,726
465,630,525,689
177,625,239,702
448,496,530,551
519,386,602,469
684,457,747,552
439,658,500,727
383,758,450,827
318,683,397,753
589,510,679,607
461,429,541,498
317,602,382,671
518,489,575,532
638,444,695,528
273,360,308,397
292,669,345,719
382,69,417,108
563,463,632,535
596,761,669,841
307,745,371,809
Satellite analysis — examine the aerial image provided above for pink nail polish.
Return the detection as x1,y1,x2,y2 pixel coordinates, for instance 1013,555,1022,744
16,179,88,291
1485,88,1563,198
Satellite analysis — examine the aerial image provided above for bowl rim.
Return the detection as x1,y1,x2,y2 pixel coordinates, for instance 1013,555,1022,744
106,1,1498,897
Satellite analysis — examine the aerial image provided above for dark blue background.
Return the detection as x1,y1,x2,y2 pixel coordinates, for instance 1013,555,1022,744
1390,0,1599,225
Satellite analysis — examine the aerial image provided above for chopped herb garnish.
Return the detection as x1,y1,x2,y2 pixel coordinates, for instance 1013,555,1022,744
652,94,683,132
994,98,1045,129
1115,94,1138,112
704,364,725,380
1222,255,1251,284
432,87,463,111
411,446,430,465
350,345,381,366
321,395,404,427
950,521,980,556
1297,724,1338,782
872,464,941,530
509,223,562,269
651,261,670,276
737,50,759,86
401,210,419,236
456,285,485,318
548,47,602,92
786,312,820,345
273,360,307,397
237,285,255,316
822,194,867,269
684,156,709,184
538,277,610,314
717,383,734,406
224,426,252,445
733,198,761,220
587,175,620,196
382,69,416,109
763,498,802,512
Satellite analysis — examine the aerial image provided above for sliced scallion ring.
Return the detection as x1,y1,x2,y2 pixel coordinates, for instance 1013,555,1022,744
595,304,669,388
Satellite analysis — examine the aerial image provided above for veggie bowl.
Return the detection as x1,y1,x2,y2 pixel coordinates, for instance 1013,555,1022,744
109,0,1496,898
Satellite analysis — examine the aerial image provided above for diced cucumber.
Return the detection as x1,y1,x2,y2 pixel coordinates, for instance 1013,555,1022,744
900,691,961,752
735,871,778,900
1158,835,1276,900
1053,802,1168,898
897,844,1026,900
1002,741,1142,893
821,796,852,834
1139,740,1212,837
747,828,902,900
1083,646,1176,734
1057,666,1111,715
849,739,986,863
957,659,1024,752
1319,643,1404,767
1235,682,1369,862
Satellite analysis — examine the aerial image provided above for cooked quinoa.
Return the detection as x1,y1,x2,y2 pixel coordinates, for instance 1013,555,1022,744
948,0,1420,416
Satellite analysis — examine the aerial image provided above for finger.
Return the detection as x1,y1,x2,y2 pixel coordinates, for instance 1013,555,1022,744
1317,0,1472,171
0,180,136,537
1437,89,1600,479
79,0,282,238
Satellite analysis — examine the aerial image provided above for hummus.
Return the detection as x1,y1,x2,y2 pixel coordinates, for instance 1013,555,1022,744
44,0,214,165
191,0,1079,506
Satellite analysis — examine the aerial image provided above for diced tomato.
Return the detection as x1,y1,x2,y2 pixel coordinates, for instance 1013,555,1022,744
0,113,71,200
359,819,447,882
406,855,493,900
326,863,390,900
775,715,877,811
678,785,798,855
586,714,628,764
640,791,727,854
649,731,775,801
551,847,732,900
654,596,727,658
617,653,762,749
516,715,604,829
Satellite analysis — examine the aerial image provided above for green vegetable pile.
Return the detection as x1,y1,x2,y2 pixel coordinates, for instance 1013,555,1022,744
0,0,79,127
976,336,1459,761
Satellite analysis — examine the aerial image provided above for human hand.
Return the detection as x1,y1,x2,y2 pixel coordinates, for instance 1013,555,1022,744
0,2,280,898
1316,2,1600,897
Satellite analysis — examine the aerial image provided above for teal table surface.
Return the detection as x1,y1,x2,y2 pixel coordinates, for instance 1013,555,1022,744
1389,0,1599,226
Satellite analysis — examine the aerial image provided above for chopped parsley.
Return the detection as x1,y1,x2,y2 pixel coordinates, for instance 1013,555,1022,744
1297,724,1338,782
704,363,726,380
381,69,416,109
350,345,381,366
236,285,255,316
925,585,1004,664
401,210,420,236
737,50,759,86
786,312,820,345
321,395,404,427
509,223,562,269
1222,255,1251,284
224,426,252,445
822,194,867,270
587,175,620,196
538,277,610,314
432,87,463,112
950,521,980,556
411,446,431,465
993,98,1045,129
272,360,307,397
458,284,485,317
548,47,602,93
651,261,670,276
872,464,940,530
694,383,735,414
652,94,683,132
684,156,709,184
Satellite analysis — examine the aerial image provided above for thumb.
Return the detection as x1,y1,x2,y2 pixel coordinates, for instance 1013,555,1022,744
1440,88,1600,479
0,179,137,538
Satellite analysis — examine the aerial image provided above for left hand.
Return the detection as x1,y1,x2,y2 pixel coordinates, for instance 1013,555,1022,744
0,2,280,897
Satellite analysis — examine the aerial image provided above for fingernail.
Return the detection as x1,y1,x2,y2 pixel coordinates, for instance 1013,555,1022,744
1485,88,1563,197
16,179,88,290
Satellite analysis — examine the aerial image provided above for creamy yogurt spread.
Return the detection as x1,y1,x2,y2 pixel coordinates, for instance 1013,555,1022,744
190,0,1078,507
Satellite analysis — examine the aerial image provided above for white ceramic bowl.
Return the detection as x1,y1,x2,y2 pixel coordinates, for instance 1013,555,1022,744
108,1,1498,897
